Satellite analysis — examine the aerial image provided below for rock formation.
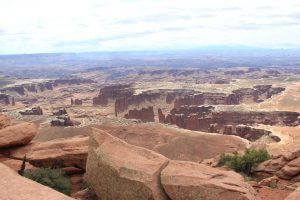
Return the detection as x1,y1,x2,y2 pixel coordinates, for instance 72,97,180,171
124,106,155,122
74,99,82,105
0,122,37,148
27,136,88,169
93,84,133,106
174,85,285,108
53,108,68,116
234,125,280,142
85,129,257,200
0,163,74,200
161,160,257,200
223,125,233,135
164,106,300,132
158,108,165,123
254,148,300,180
0,93,10,104
85,129,169,200
11,97,15,106
51,115,73,126
19,106,43,115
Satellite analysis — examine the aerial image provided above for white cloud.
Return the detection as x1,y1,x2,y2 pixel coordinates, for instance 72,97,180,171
0,0,300,54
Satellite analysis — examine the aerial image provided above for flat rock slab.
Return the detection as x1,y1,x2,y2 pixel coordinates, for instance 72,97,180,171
27,136,88,169
161,160,258,200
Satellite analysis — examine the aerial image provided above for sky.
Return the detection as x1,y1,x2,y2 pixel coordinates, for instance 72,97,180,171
1,0,300,54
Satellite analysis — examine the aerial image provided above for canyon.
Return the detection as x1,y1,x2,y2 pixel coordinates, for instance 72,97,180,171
0,64,300,200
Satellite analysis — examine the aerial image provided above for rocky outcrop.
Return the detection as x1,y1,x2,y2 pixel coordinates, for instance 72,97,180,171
0,163,74,200
0,93,10,104
85,129,169,200
74,99,82,105
85,129,257,200
0,86,26,95
51,115,74,126
0,122,37,148
223,125,233,134
124,106,155,122
53,108,67,116
254,148,300,180
38,82,53,92
220,125,281,142
93,84,133,106
161,160,257,200
0,113,11,129
1,79,93,96
27,136,88,169
166,93,176,104
115,92,161,113
158,108,165,123
174,85,285,108
19,106,43,115
164,106,300,132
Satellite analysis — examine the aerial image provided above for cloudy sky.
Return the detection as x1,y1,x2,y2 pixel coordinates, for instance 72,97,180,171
1,0,300,54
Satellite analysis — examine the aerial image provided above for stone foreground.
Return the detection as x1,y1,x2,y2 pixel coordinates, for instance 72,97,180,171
0,163,74,200
85,128,258,200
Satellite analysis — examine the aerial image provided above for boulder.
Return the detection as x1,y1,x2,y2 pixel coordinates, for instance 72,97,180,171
0,113,11,129
161,160,258,200
85,128,169,200
0,163,74,200
27,136,88,169
0,122,37,148
280,157,300,177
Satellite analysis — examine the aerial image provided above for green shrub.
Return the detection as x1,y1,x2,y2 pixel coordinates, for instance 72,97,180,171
218,148,271,176
270,181,277,189
23,168,71,195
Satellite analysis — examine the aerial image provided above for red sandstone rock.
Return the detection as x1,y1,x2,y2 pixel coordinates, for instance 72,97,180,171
284,188,300,200
158,108,165,123
0,163,74,200
27,136,88,169
0,122,37,148
164,106,300,132
173,85,285,108
0,113,11,129
85,129,169,200
161,160,258,200
124,106,155,122
223,125,233,134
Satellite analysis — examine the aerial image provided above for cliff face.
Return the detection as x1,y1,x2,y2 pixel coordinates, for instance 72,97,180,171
163,106,300,132
0,93,10,105
93,84,133,106
0,78,93,96
174,85,285,108
124,107,155,122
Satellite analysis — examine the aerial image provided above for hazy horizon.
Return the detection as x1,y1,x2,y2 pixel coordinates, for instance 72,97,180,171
1,0,300,55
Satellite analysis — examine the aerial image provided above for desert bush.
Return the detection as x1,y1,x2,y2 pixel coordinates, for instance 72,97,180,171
23,168,71,195
270,181,277,189
218,148,271,176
